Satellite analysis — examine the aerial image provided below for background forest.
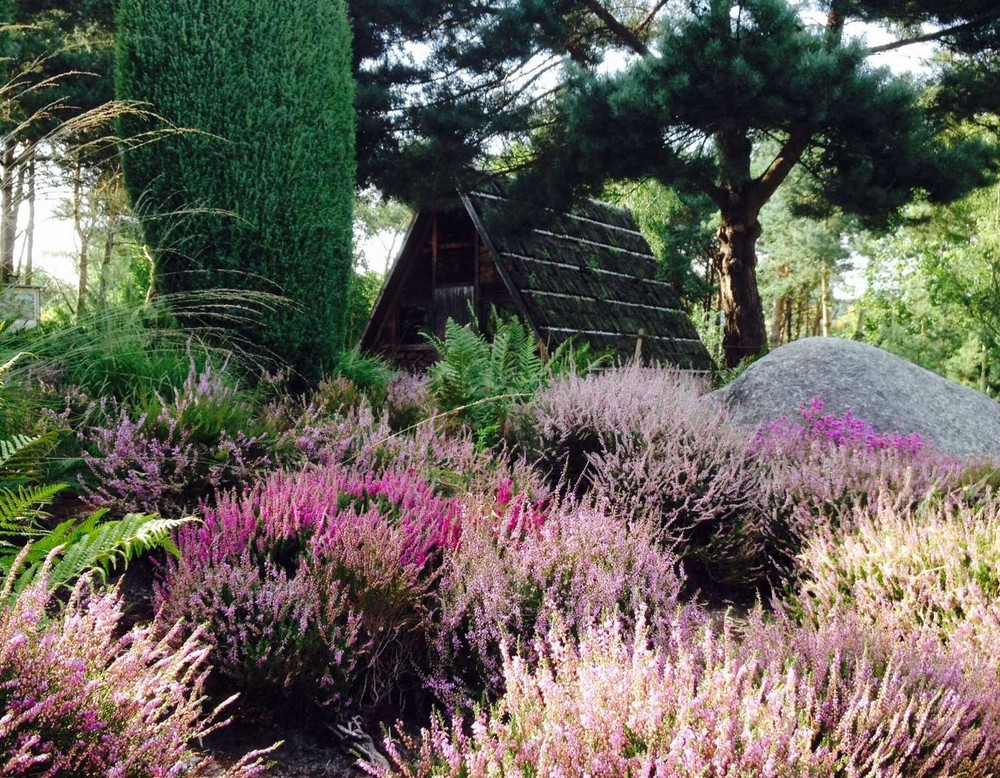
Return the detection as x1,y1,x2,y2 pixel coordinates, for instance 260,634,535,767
4,0,999,391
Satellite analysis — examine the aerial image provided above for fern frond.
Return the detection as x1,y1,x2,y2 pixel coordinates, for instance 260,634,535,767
0,483,66,536
0,432,61,486
47,513,193,590
0,513,194,596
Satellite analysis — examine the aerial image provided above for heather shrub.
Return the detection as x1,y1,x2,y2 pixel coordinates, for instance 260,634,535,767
755,397,963,579
431,497,684,707
0,551,270,776
793,491,1000,666
157,465,461,716
375,607,1000,777
387,373,436,432
314,375,367,415
79,358,272,516
275,400,547,502
518,365,765,597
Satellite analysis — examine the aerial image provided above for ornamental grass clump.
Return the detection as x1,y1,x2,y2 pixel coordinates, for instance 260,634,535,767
431,497,684,708
375,607,1000,777
0,550,269,776
158,464,462,716
80,358,272,516
518,365,765,597
793,490,1000,666
754,397,963,579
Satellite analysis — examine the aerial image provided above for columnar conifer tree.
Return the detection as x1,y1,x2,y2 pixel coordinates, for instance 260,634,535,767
116,0,355,382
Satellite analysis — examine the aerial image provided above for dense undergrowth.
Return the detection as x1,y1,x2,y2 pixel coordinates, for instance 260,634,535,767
2,308,1000,776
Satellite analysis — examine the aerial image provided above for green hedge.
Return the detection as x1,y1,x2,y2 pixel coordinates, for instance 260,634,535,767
116,0,356,383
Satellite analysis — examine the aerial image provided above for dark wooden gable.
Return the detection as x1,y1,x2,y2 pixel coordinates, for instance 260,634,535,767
362,184,712,372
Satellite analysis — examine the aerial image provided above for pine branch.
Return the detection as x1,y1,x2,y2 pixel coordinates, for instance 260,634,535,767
867,12,1000,55
753,124,814,212
582,0,650,56
636,1,671,35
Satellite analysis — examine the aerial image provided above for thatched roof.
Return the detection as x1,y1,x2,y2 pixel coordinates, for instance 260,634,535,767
462,180,712,370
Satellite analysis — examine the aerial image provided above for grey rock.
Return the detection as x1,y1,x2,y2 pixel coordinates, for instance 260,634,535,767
710,337,1000,459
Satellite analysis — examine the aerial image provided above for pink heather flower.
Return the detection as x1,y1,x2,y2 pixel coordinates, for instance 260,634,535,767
371,606,1000,777
430,497,684,708
0,550,271,776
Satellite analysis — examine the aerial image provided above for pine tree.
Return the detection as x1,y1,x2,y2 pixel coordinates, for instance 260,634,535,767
116,0,356,383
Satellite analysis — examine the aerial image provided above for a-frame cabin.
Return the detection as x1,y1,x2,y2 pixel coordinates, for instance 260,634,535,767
361,180,712,372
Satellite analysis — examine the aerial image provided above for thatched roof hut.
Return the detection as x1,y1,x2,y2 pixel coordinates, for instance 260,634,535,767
361,180,712,372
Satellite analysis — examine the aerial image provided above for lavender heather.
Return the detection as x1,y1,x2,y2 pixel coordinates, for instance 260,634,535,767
386,373,436,431
80,360,271,516
520,365,766,597
431,497,684,708
794,489,1000,668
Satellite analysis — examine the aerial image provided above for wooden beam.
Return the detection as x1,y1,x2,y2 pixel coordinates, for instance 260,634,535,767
460,193,539,340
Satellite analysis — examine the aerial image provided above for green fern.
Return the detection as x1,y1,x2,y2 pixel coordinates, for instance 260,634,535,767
0,482,67,551
0,433,192,601
0,431,60,487
1,512,193,596
427,309,555,444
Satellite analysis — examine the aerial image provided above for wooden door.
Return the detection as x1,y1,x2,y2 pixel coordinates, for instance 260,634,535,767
434,284,475,336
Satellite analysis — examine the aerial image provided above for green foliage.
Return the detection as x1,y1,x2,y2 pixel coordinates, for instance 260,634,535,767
859,180,1000,394
426,310,600,445
0,433,189,600
0,432,59,488
334,346,396,409
0,293,261,421
116,0,356,384
345,269,385,348
603,180,717,309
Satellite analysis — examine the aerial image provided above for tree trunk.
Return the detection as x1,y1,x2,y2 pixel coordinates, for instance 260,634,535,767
820,269,831,336
1,140,17,283
73,162,90,318
99,208,117,307
770,295,784,349
24,159,34,285
716,206,766,367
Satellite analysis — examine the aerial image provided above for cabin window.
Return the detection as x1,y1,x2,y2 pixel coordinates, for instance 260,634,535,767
399,304,430,346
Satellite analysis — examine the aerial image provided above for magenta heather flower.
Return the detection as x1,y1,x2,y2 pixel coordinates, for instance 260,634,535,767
157,464,462,714
754,396,925,454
